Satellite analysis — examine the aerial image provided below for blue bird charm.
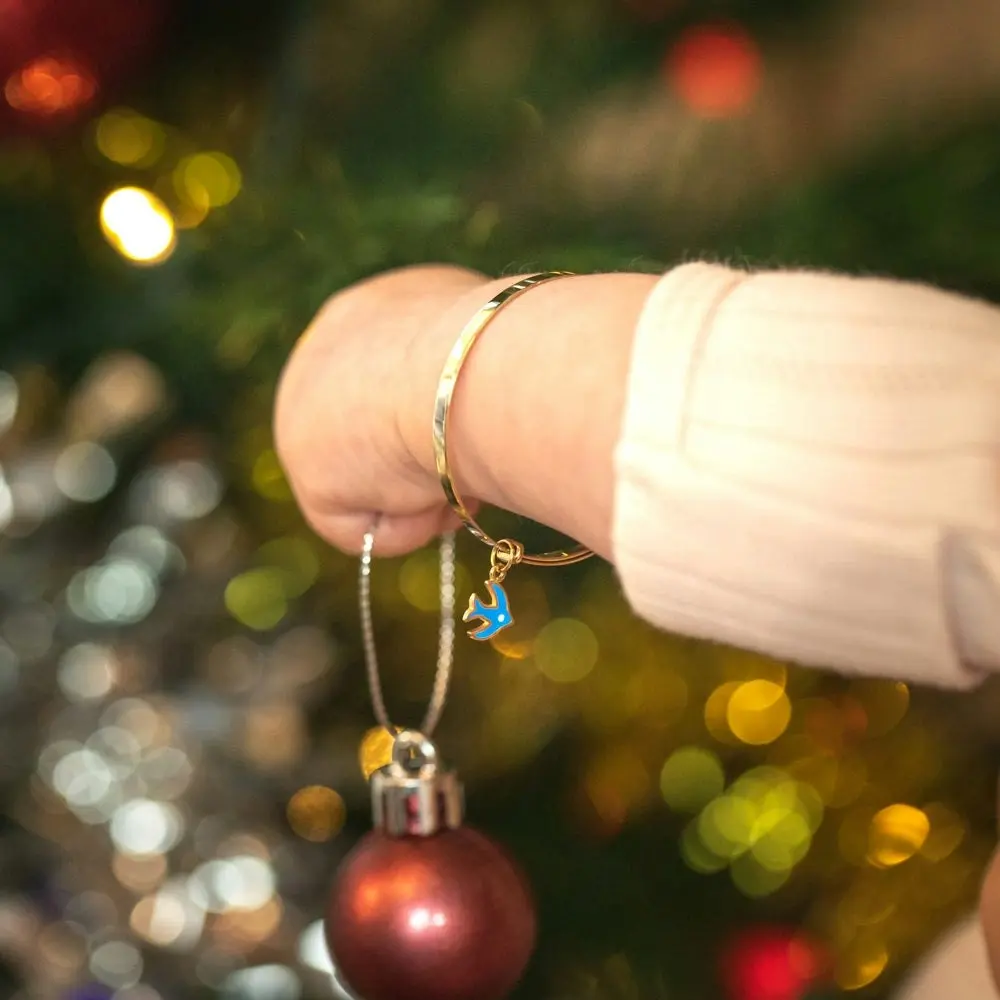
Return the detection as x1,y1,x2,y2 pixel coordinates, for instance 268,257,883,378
463,580,513,641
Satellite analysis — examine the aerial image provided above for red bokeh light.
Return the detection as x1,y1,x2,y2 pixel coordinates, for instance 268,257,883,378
5,55,96,115
0,0,166,135
666,22,762,118
721,927,828,1000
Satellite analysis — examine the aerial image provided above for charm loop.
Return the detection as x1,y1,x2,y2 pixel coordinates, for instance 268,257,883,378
489,538,523,583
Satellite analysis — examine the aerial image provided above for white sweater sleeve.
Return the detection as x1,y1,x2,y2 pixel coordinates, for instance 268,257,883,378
612,263,1000,688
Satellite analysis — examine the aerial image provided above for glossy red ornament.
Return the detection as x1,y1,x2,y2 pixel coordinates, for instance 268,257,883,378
326,826,536,1000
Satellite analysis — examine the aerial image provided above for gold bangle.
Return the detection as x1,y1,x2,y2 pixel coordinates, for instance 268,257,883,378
432,271,593,640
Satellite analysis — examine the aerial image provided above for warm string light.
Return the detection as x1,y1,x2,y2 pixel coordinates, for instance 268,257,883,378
99,187,176,265
5,56,97,116
665,21,762,118
90,108,243,263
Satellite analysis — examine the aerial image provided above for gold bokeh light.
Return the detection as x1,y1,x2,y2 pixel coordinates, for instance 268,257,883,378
95,108,165,167
287,786,346,842
100,187,176,265
726,679,792,745
174,152,242,210
868,804,930,867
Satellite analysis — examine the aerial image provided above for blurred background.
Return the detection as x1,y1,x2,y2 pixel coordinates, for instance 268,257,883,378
2,1,1000,998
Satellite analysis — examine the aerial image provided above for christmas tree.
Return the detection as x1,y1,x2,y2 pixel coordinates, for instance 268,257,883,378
1,1,1000,998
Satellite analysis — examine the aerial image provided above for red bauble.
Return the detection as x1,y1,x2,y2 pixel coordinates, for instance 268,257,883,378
0,0,167,134
326,827,536,1000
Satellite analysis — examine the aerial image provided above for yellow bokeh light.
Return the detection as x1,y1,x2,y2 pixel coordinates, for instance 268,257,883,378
175,151,242,209
287,786,346,842
251,449,293,501
681,821,728,874
399,549,444,612
704,682,741,744
659,746,725,813
398,550,470,616
868,804,930,867
534,618,598,683
920,803,966,862
736,770,824,836
95,108,165,167
359,726,398,779
726,680,791,745
224,567,288,630
257,536,320,598
835,937,889,991
698,795,756,859
750,810,812,872
730,852,791,898
100,187,176,264
689,768,820,874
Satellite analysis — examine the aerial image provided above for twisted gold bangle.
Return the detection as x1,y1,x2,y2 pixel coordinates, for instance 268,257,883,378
432,271,593,640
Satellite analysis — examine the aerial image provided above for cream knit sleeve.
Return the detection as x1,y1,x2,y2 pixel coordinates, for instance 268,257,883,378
612,263,1000,688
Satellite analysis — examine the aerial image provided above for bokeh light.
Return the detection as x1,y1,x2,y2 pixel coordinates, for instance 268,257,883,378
95,108,166,167
5,56,97,116
225,568,288,631
835,935,889,991
867,804,930,867
256,536,320,599
729,853,790,898
251,449,293,501
131,881,205,950
287,785,346,842
727,680,792,745
919,802,966,861
666,22,762,118
660,746,725,813
722,928,826,1000
684,766,821,891
110,799,184,856
705,681,742,744
100,187,177,264
398,549,443,612
174,152,242,210
534,618,598,683
58,643,118,702
681,820,728,874
54,441,117,502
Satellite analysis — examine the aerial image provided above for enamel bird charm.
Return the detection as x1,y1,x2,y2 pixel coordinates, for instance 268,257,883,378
463,580,513,640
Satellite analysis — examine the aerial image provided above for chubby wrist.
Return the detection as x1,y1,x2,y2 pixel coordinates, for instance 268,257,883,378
407,271,656,560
